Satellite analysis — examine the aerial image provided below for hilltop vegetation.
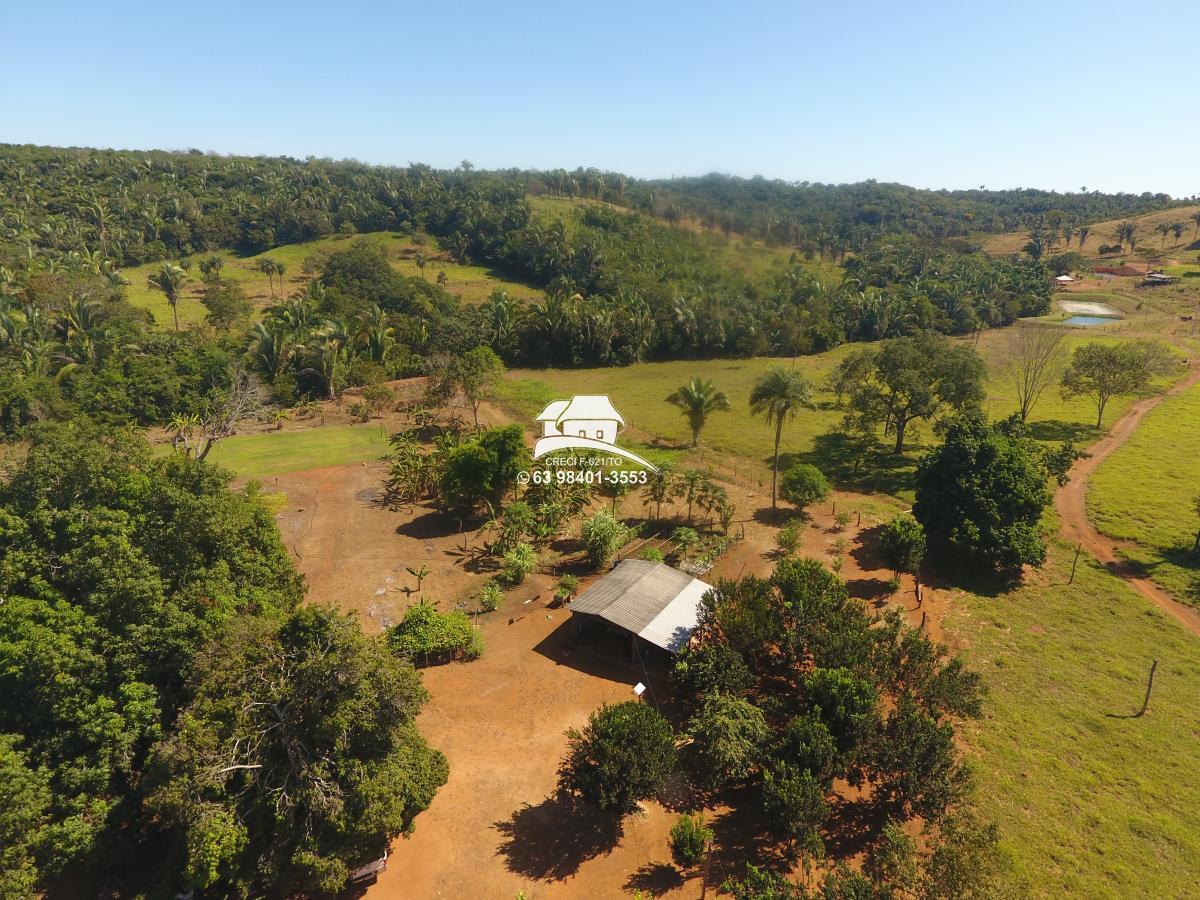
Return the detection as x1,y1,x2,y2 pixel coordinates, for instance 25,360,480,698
650,173,1183,250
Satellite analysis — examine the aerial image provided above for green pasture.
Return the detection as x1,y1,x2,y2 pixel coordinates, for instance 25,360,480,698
1088,377,1200,605
119,231,538,327
499,330,1155,499
205,424,391,479
947,527,1200,897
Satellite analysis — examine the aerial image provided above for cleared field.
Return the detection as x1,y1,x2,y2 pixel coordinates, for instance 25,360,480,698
981,204,1200,258
500,330,1153,498
528,194,841,283
205,423,391,479
1088,377,1200,604
120,231,540,327
948,528,1200,897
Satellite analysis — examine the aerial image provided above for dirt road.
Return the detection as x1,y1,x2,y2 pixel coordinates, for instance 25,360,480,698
1055,362,1200,637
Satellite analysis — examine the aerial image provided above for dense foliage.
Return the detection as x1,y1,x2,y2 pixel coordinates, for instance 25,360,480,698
672,556,993,890
557,701,676,814
650,173,1180,248
913,416,1052,575
1,145,1066,436
0,425,445,895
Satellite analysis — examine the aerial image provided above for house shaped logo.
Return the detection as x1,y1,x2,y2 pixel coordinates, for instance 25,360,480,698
533,395,657,470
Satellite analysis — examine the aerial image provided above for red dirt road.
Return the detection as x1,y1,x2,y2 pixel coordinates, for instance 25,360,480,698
1055,361,1200,637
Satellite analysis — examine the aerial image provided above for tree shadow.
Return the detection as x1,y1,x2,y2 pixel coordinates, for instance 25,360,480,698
790,433,916,497
494,793,624,881
821,793,886,860
395,508,471,540
1025,420,1096,443
530,618,659,687
623,863,684,896
705,786,782,875
923,554,1021,598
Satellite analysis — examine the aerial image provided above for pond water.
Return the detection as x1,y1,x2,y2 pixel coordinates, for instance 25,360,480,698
1063,315,1119,327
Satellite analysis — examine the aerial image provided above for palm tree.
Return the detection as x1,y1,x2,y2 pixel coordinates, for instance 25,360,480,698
1156,222,1171,249
665,378,730,447
1078,226,1090,250
1192,212,1200,241
146,262,189,331
750,368,816,509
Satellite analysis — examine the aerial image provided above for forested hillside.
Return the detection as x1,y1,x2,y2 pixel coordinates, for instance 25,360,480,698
648,173,1183,249
0,144,1063,437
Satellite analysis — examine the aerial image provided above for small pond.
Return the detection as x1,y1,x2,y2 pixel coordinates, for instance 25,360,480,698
1063,315,1119,327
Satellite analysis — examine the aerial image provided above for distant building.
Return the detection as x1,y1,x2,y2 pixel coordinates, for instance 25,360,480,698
1093,263,1152,277
1142,272,1179,286
1054,274,1076,284
536,395,625,444
569,559,713,656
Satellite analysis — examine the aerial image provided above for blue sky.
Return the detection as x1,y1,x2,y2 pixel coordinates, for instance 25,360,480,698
6,0,1197,195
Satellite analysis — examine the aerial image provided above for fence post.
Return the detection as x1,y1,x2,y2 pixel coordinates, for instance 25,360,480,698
1134,660,1158,718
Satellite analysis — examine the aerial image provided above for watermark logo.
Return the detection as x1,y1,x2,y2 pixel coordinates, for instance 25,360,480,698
532,395,658,472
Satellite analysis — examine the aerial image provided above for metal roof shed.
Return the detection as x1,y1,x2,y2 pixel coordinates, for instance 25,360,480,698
569,559,713,654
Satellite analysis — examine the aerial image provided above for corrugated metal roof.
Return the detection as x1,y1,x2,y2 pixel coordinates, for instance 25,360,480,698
570,559,711,652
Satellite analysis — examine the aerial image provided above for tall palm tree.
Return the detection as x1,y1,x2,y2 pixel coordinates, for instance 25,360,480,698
1192,212,1200,241
665,378,730,447
146,262,189,331
750,368,816,509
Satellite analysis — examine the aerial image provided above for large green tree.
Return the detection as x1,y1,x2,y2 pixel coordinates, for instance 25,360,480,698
558,702,675,814
913,416,1050,575
0,425,447,895
1060,340,1176,429
147,606,448,895
845,333,986,453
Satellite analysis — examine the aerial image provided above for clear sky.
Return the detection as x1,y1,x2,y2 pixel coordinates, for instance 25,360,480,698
6,0,1197,196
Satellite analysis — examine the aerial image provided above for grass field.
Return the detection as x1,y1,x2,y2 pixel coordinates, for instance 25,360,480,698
204,424,392,479
948,526,1200,897
980,204,1200,259
528,194,842,283
1088,378,1200,605
499,330,1153,498
120,231,540,328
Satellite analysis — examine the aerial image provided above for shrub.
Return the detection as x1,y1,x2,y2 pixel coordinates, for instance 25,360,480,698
779,464,829,515
478,582,503,612
554,574,580,602
672,526,700,553
388,600,483,664
637,546,665,562
669,813,713,869
776,522,801,555
501,542,538,585
581,510,632,569
558,701,675,814
879,513,926,577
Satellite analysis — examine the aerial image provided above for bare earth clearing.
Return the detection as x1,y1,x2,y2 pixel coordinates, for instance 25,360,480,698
258,408,940,897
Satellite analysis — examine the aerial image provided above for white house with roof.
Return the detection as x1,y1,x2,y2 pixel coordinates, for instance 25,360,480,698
532,394,656,470
536,395,625,444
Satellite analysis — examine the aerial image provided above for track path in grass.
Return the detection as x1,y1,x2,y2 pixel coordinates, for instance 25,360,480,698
1056,358,1200,637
